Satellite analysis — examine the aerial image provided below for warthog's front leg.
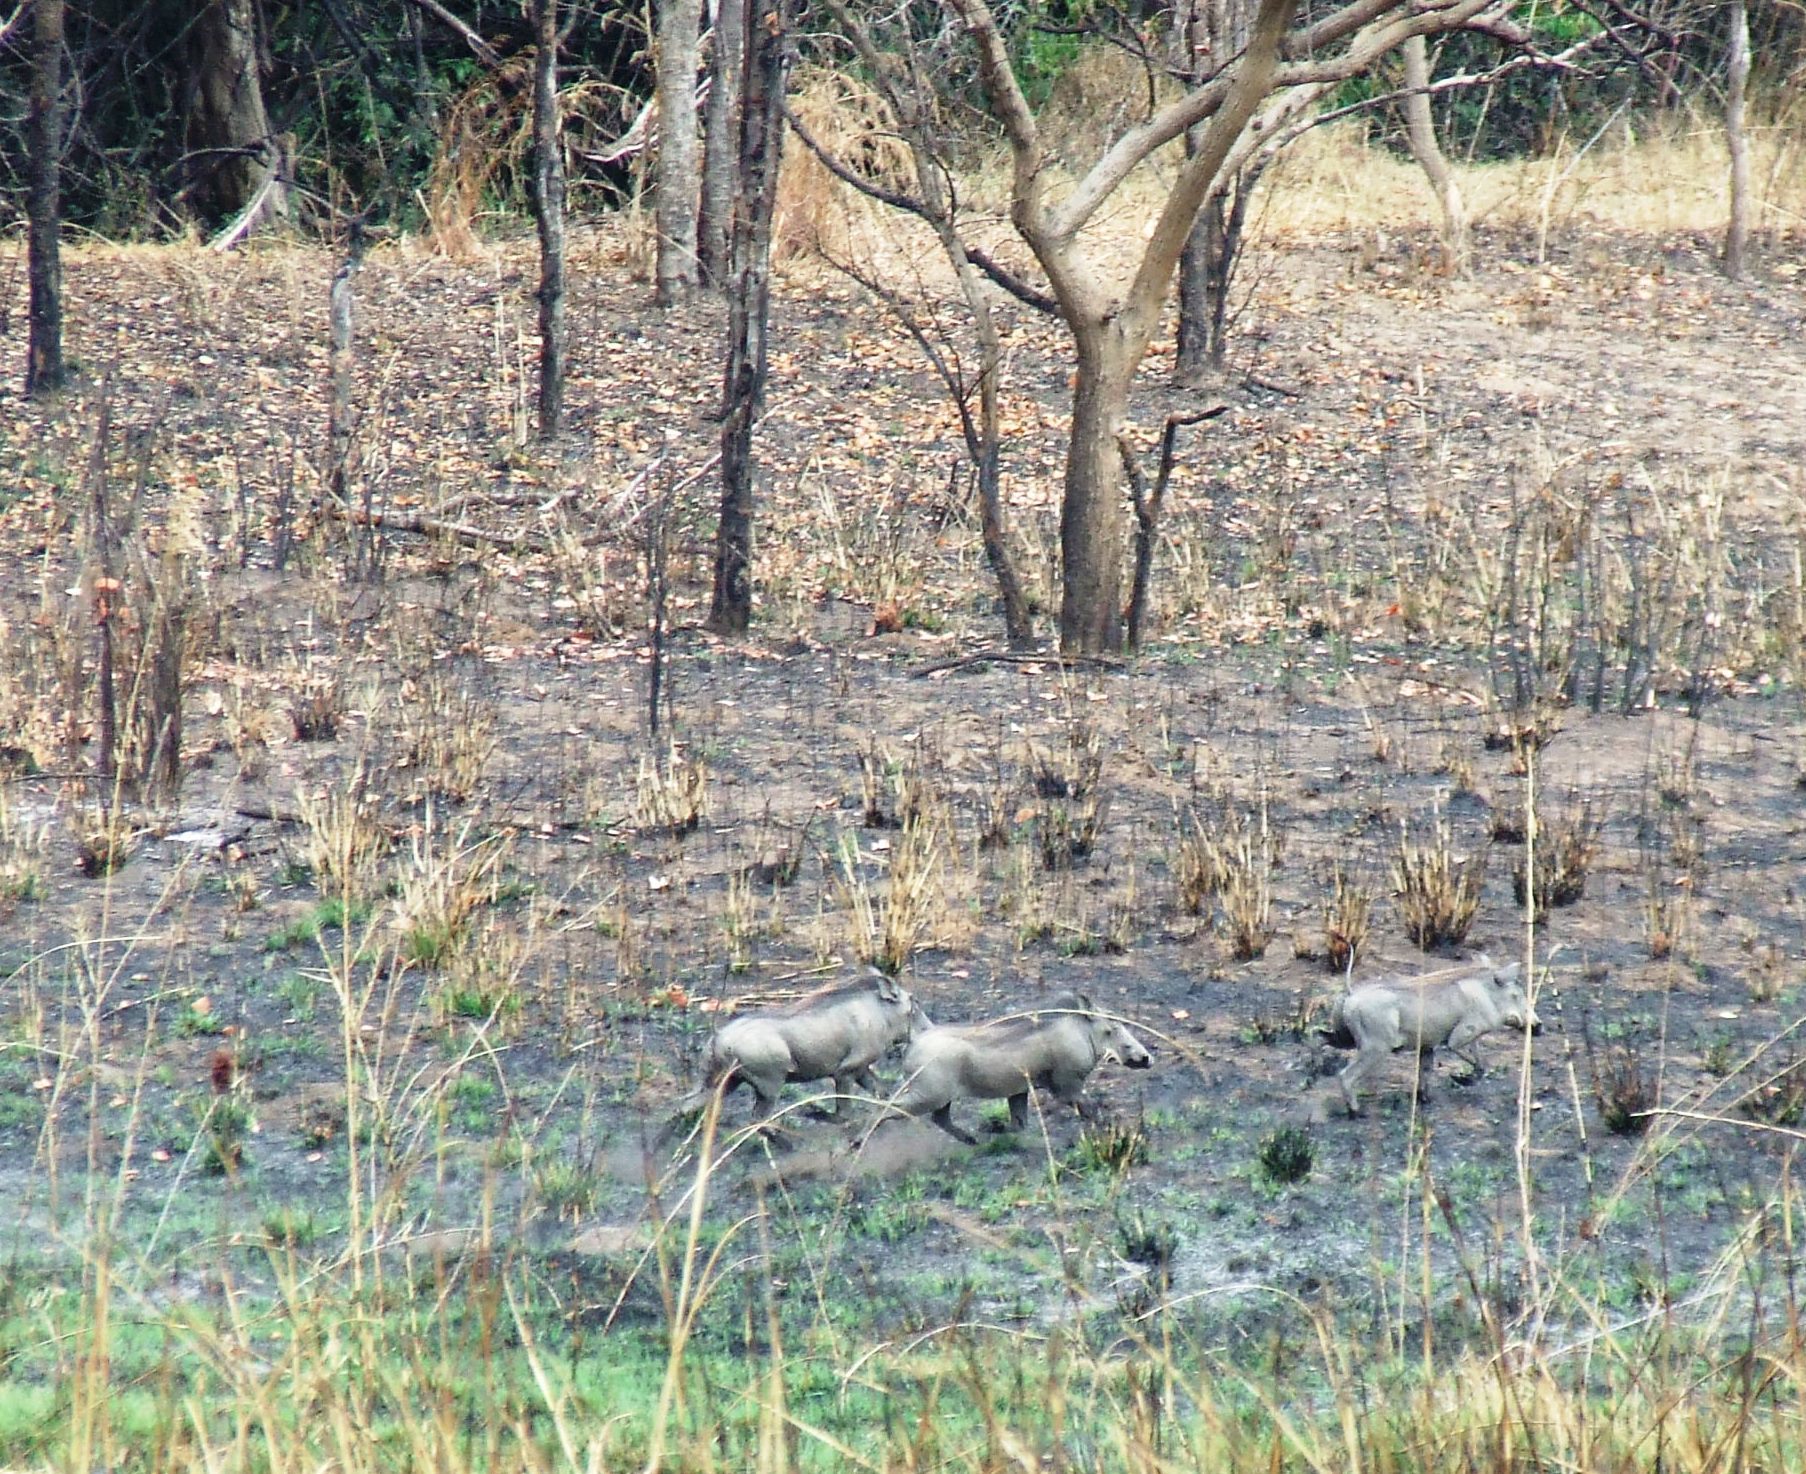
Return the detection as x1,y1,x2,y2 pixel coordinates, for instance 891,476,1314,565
1339,1048,1385,1115
931,1103,979,1146
1006,1092,1030,1131
1444,1020,1491,1085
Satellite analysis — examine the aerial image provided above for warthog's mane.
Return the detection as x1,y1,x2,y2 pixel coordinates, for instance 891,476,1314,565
975,992,1095,1041
774,975,890,1015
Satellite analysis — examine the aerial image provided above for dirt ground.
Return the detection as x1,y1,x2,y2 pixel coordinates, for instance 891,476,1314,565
2,219,1805,1356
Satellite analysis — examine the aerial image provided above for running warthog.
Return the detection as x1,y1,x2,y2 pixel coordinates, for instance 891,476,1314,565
887,993,1153,1144
683,972,932,1120
1325,958,1540,1115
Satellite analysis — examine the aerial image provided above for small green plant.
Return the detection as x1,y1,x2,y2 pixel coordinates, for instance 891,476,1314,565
1115,1209,1179,1276
201,1096,254,1175
1071,1117,1149,1175
263,1207,322,1248
1256,1126,1315,1186
535,1159,599,1221
176,1000,229,1038
1589,1041,1657,1135
275,971,322,1021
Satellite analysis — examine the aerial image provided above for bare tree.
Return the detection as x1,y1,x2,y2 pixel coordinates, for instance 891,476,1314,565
699,0,745,287
188,0,282,222
709,0,789,634
656,0,705,303
945,0,1515,653
793,0,1037,646
1723,0,1751,279
532,0,568,434
1175,0,1253,384
1402,35,1469,273
26,0,66,397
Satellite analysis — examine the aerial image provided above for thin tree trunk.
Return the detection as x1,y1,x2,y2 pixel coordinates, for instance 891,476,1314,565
532,0,568,435
25,0,66,398
1402,34,1467,273
1723,0,1751,280
709,0,788,635
1059,338,1134,654
188,0,279,222
1175,188,1224,383
972,341,1034,648
699,0,744,287
655,0,704,303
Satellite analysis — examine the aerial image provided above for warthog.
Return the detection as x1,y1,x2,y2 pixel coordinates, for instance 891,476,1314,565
1325,958,1541,1115
887,993,1153,1144
683,971,932,1120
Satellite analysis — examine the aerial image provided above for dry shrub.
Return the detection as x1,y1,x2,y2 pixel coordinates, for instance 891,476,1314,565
839,806,945,975
1322,863,1372,975
290,675,343,742
72,807,134,879
398,673,497,806
296,765,389,900
1176,802,1277,960
1738,1052,1806,1128
1392,813,1485,952
776,68,914,265
392,823,507,973
425,57,534,258
1513,803,1602,914
635,741,709,838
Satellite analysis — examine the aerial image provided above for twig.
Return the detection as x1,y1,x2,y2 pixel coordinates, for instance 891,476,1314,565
911,650,1125,678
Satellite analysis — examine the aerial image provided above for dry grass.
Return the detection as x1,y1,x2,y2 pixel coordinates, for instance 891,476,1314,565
1392,811,1486,952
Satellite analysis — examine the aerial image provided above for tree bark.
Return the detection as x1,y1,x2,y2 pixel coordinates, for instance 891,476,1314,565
188,0,280,222
699,0,745,287
25,0,66,398
1060,337,1135,654
1723,0,1751,280
709,0,788,635
532,0,568,436
1402,34,1468,273
656,0,705,303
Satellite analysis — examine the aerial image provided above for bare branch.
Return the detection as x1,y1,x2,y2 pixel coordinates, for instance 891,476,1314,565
780,99,1058,315
1051,0,1510,244
404,0,503,69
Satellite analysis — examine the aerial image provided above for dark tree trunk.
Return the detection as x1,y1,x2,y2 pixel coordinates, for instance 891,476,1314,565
1175,189,1226,382
709,0,788,635
26,0,66,398
531,0,568,436
655,0,705,302
188,0,278,222
698,0,745,287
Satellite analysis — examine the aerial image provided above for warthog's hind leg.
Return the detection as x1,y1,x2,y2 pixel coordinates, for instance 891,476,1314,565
1006,1092,1030,1131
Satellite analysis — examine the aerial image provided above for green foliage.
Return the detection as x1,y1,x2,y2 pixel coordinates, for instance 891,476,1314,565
1256,1125,1315,1186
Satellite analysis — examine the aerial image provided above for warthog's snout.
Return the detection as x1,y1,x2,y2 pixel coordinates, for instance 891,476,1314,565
1529,1017,1544,1036
1124,1050,1152,1069
1107,1026,1152,1070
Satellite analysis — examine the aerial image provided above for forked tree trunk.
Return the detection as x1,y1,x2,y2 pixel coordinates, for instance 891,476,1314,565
531,0,568,435
188,0,279,221
26,0,66,397
1723,0,1751,280
709,0,788,635
1402,35,1468,273
698,0,744,287
655,0,704,303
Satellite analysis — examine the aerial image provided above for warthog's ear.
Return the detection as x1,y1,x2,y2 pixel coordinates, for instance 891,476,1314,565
874,972,902,1002
1494,962,1523,985
1070,992,1095,1015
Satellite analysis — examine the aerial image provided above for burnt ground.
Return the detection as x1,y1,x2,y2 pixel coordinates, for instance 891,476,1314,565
2,220,1806,1372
